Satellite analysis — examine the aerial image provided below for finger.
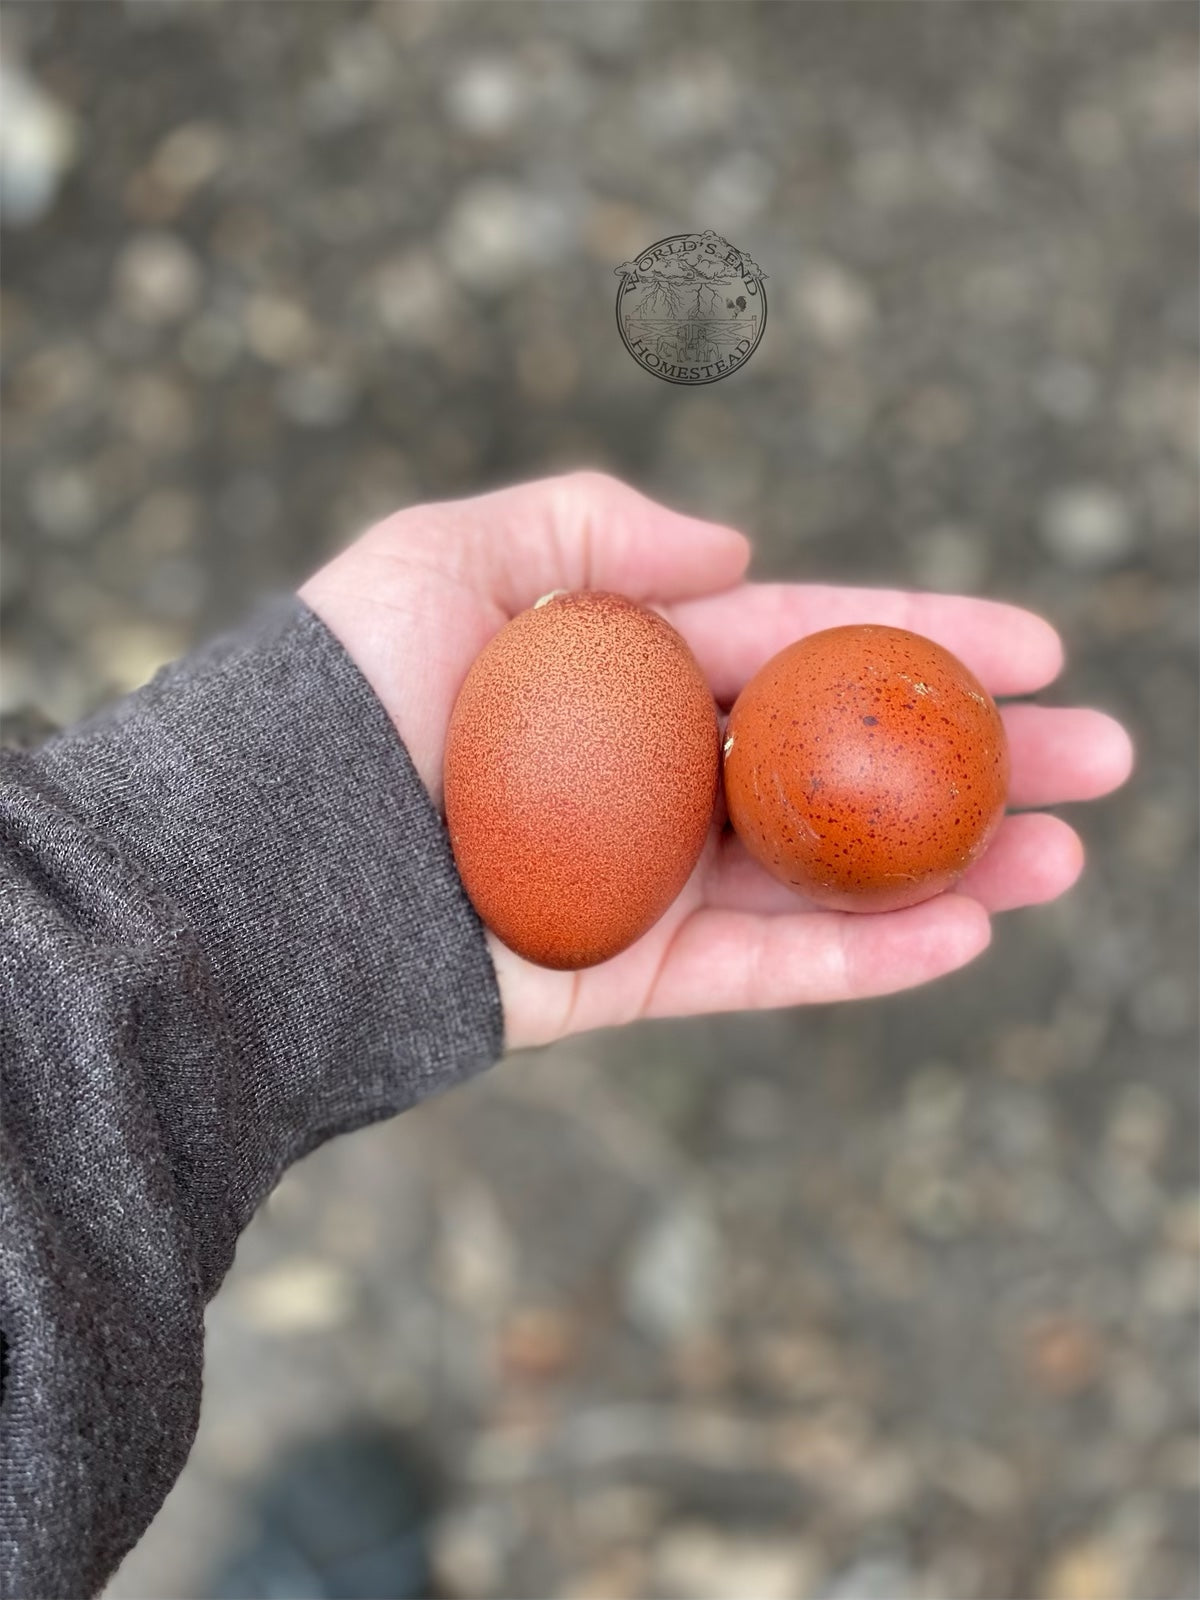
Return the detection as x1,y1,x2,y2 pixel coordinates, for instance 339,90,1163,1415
400,470,751,613
667,583,1065,702
955,812,1084,911
706,812,1083,917
643,895,991,1016
1002,704,1134,807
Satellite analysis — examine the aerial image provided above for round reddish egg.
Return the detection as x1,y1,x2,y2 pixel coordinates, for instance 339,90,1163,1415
444,590,719,969
723,624,1009,913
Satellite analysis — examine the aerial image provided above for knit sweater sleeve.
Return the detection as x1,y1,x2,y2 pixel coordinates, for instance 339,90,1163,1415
0,594,504,1599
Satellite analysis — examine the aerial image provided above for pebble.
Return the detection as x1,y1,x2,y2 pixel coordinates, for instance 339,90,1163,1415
109,488,198,561
1021,1312,1104,1396
150,120,228,193
651,1525,819,1600
635,56,736,143
1032,358,1099,422
429,1503,509,1599
116,373,194,455
435,1180,516,1316
0,57,76,226
178,310,242,378
821,1554,913,1600
217,470,279,542
623,1197,720,1343
443,55,528,138
112,231,203,324
1040,1538,1126,1600
1039,485,1135,569
85,619,186,695
497,1305,578,1382
790,260,877,347
244,294,315,366
441,178,572,292
372,249,457,347
906,523,990,593
26,464,97,542
1128,971,1196,1039
695,149,776,229
235,1258,356,1335
275,365,356,428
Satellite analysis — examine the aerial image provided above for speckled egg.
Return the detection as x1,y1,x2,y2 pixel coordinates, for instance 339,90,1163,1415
723,624,1009,913
444,590,719,969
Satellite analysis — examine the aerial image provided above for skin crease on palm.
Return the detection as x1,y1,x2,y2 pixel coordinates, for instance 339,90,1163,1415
299,471,1135,1052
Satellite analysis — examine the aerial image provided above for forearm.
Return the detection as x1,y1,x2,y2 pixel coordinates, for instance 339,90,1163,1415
0,595,502,1597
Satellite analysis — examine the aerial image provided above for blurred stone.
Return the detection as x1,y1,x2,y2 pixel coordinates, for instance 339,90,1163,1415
436,1180,516,1316
1139,1251,1198,1320
1039,485,1134,569
244,294,316,365
0,57,76,226
276,365,357,428
1104,1085,1170,1169
651,1524,819,1600
624,1197,720,1343
1162,1193,1200,1254
515,330,580,404
117,372,195,454
1021,1313,1104,1396
1129,971,1196,1040
443,55,528,137
902,385,972,448
696,150,776,229
86,619,186,694
1040,1539,1127,1600
497,1306,578,1382
563,1549,648,1600
150,120,228,193
235,1258,356,1335
112,231,203,324
372,249,456,348
1032,358,1099,422
791,260,877,347
137,556,207,622
179,310,242,378
217,470,279,542
130,489,199,558
26,464,97,542
822,1554,913,1600
429,1503,509,1599
669,1332,735,1395
635,55,736,143
907,524,990,593
928,1438,1022,1516
13,342,99,419
441,179,573,292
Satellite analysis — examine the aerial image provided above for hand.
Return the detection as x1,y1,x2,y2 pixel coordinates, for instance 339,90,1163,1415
299,472,1133,1050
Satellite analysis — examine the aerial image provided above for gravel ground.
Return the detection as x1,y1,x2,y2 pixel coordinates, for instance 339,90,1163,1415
1,4,1197,1598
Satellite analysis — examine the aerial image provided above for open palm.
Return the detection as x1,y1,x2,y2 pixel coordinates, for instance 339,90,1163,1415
300,472,1132,1050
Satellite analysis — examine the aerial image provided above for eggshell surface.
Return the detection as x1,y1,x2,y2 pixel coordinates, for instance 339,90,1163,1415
444,590,719,969
723,624,1009,913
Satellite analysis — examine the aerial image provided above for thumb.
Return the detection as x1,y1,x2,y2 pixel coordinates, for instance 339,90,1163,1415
395,470,751,616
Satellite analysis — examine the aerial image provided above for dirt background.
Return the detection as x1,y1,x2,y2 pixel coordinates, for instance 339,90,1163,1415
1,4,1197,1598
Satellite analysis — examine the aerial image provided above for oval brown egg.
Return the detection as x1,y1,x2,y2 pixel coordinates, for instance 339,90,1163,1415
723,624,1009,913
443,590,720,970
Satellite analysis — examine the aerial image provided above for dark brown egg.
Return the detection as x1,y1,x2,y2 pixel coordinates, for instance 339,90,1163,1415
723,624,1009,913
444,590,719,969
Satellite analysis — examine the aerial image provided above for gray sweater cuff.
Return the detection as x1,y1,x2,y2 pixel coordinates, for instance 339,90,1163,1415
30,592,505,1277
